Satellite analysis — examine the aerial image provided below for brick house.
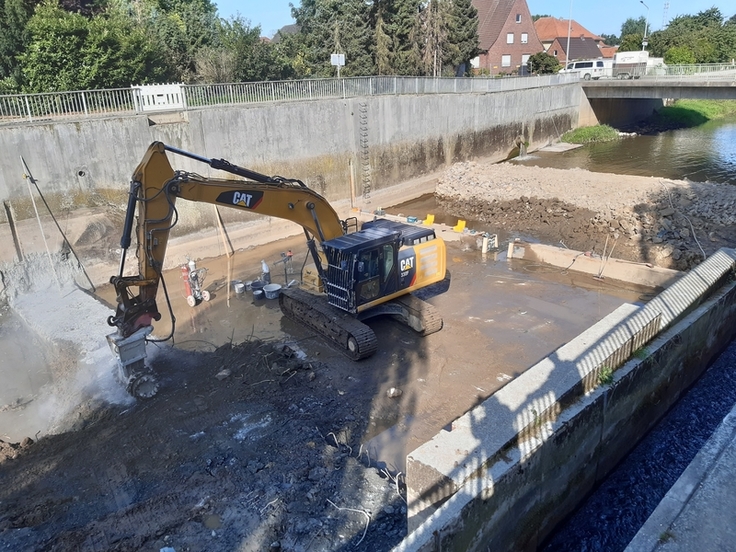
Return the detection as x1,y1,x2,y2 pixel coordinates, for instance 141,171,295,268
546,36,604,64
471,0,544,75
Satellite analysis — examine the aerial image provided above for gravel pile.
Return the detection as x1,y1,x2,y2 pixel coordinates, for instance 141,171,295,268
436,162,736,270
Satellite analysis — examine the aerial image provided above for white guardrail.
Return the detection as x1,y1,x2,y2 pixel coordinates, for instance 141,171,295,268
1,65,733,125
0,74,577,125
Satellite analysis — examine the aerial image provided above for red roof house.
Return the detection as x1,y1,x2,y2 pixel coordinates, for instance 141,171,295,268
471,0,545,75
534,17,610,64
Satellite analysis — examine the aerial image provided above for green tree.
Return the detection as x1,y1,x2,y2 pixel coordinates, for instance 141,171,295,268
216,16,280,82
444,0,478,75
373,0,422,75
292,0,374,77
620,16,646,38
418,0,450,76
137,0,219,81
83,9,169,88
531,14,550,21
527,51,559,74
600,33,618,46
649,8,733,63
0,0,36,91
20,0,167,92
664,45,695,64
618,33,643,52
20,0,89,91
271,29,312,79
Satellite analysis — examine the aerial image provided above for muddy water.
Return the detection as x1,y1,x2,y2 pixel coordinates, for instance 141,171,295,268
0,306,53,442
96,227,651,474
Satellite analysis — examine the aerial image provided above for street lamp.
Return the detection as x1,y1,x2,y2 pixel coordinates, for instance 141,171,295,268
640,0,650,51
565,0,573,66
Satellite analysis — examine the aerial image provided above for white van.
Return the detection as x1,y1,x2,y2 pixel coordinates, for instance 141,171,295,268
559,59,612,80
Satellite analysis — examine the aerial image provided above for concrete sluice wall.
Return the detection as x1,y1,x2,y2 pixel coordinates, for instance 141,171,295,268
0,84,579,288
398,248,736,551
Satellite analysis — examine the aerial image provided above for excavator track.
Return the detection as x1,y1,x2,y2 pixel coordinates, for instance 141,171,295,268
390,294,444,336
279,288,378,360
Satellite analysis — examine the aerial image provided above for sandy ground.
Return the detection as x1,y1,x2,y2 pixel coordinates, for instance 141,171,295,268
2,160,735,551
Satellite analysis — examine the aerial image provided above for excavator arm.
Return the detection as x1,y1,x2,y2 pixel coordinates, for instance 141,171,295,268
107,142,446,399
108,142,347,339
106,142,354,397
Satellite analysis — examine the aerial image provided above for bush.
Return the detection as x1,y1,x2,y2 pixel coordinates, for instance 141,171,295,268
561,125,620,144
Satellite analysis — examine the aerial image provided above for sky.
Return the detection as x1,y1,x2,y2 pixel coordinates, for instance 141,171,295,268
213,0,736,39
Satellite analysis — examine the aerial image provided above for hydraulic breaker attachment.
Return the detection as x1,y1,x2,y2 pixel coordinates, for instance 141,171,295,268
106,326,159,399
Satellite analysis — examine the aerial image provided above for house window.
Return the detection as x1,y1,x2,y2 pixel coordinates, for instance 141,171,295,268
516,14,522,23
553,50,558,57
521,33,528,44
507,33,514,44
501,55,511,67
522,54,530,65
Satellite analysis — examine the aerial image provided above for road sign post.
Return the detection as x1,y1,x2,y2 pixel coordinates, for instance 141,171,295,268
331,53,345,78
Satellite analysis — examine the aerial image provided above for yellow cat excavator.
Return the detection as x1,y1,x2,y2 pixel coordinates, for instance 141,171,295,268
106,142,447,398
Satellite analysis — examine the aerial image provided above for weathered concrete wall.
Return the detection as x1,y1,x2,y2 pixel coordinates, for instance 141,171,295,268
399,249,736,551
0,83,580,228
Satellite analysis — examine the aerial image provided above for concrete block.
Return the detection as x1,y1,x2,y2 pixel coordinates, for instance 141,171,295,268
406,301,654,521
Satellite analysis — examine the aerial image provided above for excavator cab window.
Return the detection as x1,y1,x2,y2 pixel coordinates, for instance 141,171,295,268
357,249,380,302
382,244,394,281
322,223,403,312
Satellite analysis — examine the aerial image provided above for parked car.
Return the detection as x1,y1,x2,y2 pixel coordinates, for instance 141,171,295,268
559,59,612,80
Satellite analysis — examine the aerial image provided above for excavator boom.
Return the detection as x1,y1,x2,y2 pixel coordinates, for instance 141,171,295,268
107,142,446,398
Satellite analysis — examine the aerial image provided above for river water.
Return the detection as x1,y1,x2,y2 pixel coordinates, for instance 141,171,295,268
513,117,736,186
509,119,736,550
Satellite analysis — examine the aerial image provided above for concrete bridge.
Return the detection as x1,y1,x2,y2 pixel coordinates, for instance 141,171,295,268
577,69,736,128
583,73,736,100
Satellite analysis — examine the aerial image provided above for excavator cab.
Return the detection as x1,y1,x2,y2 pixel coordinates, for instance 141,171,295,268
321,219,439,314
322,226,401,313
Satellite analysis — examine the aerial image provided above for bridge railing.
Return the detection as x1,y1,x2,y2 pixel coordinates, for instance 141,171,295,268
645,63,736,80
0,74,578,125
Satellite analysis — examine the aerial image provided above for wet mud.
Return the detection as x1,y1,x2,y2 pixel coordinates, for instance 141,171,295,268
0,229,648,551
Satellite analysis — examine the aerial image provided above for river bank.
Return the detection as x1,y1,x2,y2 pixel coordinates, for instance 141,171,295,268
436,161,736,271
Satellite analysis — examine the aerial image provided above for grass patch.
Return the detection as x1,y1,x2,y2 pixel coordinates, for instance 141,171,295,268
598,365,614,386
650,100,736,129
658,529,675,544
633,347,650,360
561,124,620,144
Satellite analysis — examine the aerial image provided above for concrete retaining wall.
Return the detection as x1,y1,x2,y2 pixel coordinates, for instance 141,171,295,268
0,83,581,286
399,248,736,551
0,83,580,227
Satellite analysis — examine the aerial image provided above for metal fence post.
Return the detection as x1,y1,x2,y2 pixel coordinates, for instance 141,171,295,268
24,96,32,122
81,92,88,117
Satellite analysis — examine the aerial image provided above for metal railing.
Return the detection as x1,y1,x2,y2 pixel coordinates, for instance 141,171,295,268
0,74,578,125
642,63,736,80
0,88,135,124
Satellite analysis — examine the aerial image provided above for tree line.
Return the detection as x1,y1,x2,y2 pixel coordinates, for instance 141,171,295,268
604,8,736,64
0,0,479,94
2,0,734,94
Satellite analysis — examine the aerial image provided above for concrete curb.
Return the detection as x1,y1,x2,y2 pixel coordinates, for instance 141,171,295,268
397,248,736,551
